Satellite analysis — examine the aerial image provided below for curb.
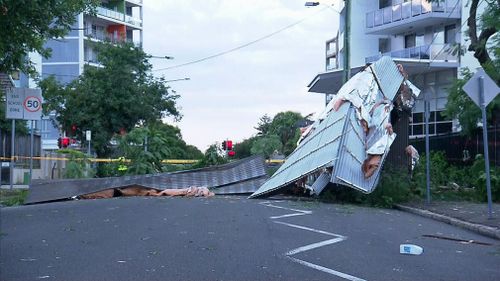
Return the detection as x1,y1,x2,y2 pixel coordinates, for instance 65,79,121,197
395,204,500,241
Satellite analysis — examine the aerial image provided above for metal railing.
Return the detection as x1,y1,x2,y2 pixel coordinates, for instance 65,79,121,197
84,30,138,46
126,0,143,5
96,6,142,27
366,0,460,28
365,43,459,64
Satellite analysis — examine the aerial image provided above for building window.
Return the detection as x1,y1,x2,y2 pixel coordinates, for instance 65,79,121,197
409,110,453,137
405,33,416,48
444,24,456,44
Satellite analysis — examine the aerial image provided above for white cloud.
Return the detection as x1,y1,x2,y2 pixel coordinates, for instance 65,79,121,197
144,0,339,151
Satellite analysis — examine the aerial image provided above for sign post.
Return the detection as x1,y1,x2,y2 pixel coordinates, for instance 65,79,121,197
5,88,42,188
463,68,500,219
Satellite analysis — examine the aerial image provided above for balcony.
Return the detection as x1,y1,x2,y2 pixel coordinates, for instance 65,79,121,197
96,6,142,28
84,31,139,47
365,44,459,71
365,0,461,35
126,0,143,6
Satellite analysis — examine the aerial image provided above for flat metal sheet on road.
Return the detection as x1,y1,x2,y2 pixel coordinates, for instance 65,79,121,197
25,155,267,204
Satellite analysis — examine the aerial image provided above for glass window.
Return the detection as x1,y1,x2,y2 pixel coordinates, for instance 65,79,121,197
437,122,453,134
412,112,423,123
413,124,423,135
405,33,416,48
445,24,456,44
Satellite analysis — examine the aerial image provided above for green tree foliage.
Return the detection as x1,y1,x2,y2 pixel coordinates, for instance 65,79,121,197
118,127,170,175
40,42,181,157
442,1,500,135
250,134,282,160
268,111,303,155
194,144,227,168
58,149,95,179
233,136,258,159
254,114,272,136
465,0,500,84
0,0,98,75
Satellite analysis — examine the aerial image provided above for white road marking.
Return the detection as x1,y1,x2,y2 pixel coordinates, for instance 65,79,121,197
270,213,309,219
288,257,367,281
286,237,345,256
274,221,345,237
261,201,367,281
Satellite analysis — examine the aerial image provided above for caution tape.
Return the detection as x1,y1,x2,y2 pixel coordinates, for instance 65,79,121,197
0,156,199,164
0,156,284,164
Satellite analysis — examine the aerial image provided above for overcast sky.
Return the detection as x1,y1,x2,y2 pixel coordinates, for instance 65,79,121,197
143,0,339,152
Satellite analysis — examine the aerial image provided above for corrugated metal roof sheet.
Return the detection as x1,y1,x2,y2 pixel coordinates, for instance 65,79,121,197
250,56,417,198
26,155,267,204
249,104,349,198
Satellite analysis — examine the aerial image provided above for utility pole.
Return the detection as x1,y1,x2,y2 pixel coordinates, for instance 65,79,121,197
342,0,351,84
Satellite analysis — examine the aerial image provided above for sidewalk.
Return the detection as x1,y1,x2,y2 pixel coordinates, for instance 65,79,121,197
396,201,500,240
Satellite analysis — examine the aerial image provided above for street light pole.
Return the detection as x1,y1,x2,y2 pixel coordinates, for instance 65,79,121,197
342,0,350,84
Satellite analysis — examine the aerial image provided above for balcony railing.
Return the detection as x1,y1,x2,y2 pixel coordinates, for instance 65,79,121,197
366,0,460,29
96,6,142,27
365,44,459,64
126,0,143,5
84,30,139,46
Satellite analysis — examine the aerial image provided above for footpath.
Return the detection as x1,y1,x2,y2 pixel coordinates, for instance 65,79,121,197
396,201,500,240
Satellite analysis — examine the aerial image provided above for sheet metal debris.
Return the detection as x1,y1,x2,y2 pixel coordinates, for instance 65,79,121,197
250,56,420,198
26,155,267,204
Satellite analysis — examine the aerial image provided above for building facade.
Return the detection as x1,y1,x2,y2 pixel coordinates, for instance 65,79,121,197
40,0,144,150
308,0,484,139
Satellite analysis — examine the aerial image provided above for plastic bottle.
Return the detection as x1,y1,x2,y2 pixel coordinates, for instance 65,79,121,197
399,244,423,255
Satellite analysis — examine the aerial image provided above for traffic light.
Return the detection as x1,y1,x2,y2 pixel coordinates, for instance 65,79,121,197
226,140,233,151
57,137,62,149
61,137,70,148
228,150,235,157
222,141,227,150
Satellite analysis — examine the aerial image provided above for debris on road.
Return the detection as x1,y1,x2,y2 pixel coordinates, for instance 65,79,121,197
399,244,424,255
250,56,420,198
422,234,493,246
26,155,267,204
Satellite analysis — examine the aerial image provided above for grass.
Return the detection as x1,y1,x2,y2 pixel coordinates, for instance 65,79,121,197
0,189,28,206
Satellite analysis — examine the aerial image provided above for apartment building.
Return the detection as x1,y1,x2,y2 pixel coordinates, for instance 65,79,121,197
40,0,144,149
308,0,484,139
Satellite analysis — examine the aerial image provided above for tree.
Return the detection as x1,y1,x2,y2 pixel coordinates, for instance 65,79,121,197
0,0,98,75
442,0,500,135
40,42,181,157
250,134,282,160
254,114,272,136
268,111,303,155
234,136,258,159
466,0,499,84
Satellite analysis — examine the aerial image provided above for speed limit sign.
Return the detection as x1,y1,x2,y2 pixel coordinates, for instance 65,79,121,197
6,88,42,120
24,96,42,112
22,89,42,120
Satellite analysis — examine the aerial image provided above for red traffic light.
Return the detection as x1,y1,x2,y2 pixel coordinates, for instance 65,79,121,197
226,140,233,151
61,137,70,148
228,150,235,157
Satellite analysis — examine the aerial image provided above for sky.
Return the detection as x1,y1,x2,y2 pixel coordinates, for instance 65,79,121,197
143,0,340,152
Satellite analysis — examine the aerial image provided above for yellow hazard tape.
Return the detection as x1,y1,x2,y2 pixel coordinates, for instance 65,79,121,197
0,156,284,164
0,156,199,164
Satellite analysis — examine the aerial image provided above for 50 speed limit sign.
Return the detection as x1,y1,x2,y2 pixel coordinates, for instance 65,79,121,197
5,88,42,120
24,96,42,112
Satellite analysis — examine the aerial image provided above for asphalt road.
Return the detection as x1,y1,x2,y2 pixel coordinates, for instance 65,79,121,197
1,196,499,281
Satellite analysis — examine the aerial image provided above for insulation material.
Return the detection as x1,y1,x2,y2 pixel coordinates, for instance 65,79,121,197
250,56,420,198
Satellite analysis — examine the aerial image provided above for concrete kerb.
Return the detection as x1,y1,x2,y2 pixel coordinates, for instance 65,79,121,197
395,204,500,241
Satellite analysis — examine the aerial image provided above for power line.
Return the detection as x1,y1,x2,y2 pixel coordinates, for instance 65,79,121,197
152,6,331,72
